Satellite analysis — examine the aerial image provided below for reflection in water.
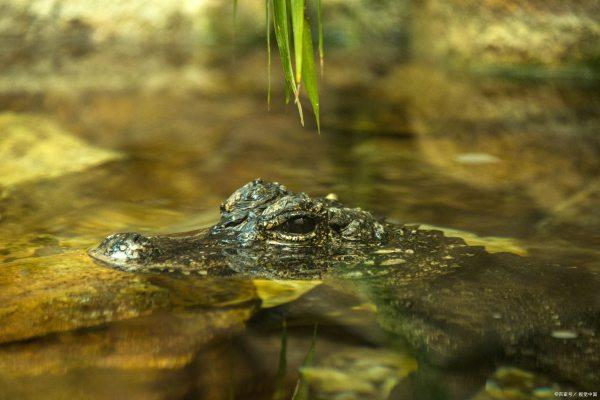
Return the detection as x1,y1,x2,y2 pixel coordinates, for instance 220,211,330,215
0,54,598,399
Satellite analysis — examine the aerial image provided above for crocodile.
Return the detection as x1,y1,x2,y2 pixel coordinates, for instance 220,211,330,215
90,179,599,390
90,179,387,279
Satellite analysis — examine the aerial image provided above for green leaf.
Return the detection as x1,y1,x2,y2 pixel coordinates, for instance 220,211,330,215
273,0,304,124
266,0,272,110
272,0,296,96
316,0,324,71
291,323,318,400
272,320,288,400
301,19,320,133
291,0,305,84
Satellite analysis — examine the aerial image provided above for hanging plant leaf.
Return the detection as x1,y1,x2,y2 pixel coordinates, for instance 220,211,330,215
316,0,324,71
266,0,272,109
273,0,304,124
291,0,305,84
302,18,320,133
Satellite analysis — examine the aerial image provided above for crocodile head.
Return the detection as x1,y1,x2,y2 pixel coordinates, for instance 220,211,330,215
89,179,387,278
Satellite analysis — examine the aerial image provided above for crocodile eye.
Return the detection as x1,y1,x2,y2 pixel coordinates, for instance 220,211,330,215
277,216,317,234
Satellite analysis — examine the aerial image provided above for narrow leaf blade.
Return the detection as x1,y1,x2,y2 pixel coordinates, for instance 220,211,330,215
273,0,304,123
291,0,305,84
272,320,288,400
317,0,324,71
292,323,318,400
301,19,320,133
266,0,272,109
272,0,297,97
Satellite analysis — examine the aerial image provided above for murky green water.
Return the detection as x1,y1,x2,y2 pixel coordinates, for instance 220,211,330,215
0,56,598,399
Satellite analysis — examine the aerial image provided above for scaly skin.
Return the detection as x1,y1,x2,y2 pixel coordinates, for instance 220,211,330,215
89,179,599,389
89,179,386,278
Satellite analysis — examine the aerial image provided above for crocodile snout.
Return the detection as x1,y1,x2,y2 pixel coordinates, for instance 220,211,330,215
89,232,163,270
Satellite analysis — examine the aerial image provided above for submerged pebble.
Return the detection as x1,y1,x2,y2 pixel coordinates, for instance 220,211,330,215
380,258,406,266
374,249,403,254
454,153,500,164
551,330,578,339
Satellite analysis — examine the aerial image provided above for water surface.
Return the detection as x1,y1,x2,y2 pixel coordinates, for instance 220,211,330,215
0,56,598,399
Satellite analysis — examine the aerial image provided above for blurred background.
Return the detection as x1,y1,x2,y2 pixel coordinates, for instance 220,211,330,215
0,0,599,399
2,0,598,265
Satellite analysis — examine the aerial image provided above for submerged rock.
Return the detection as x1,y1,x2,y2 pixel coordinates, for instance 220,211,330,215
0,309,252,376
471,367,564,400
301,348,417,400
0,113,120,187
0,246,310,346
0,251,169,343
0,307,254,400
